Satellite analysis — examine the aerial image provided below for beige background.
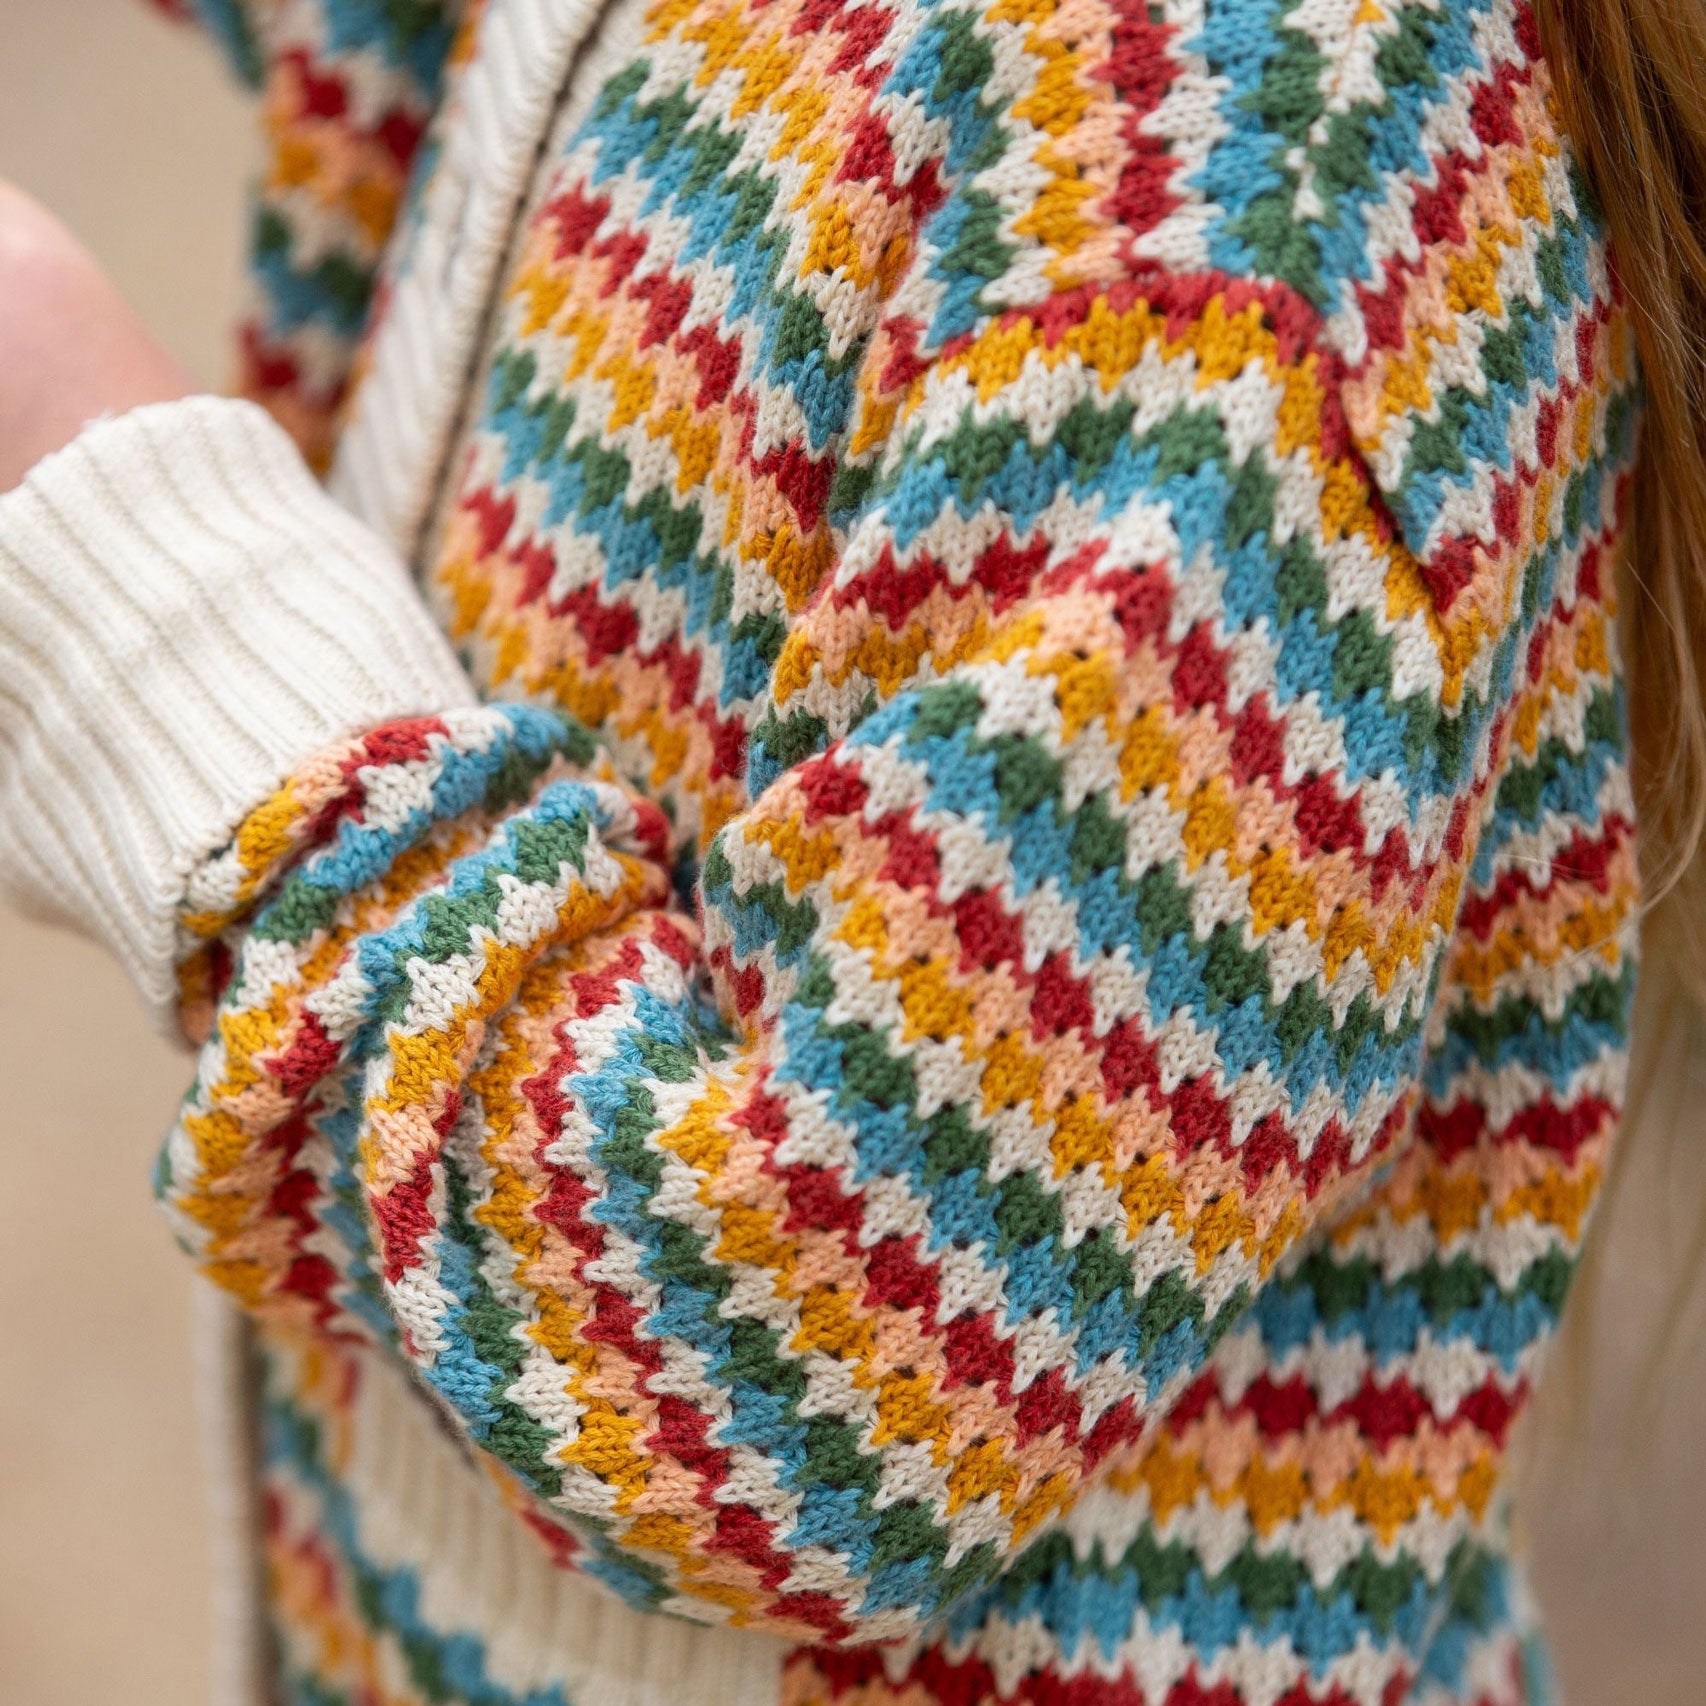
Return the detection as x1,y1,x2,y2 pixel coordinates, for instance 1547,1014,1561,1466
0,4,1701,1703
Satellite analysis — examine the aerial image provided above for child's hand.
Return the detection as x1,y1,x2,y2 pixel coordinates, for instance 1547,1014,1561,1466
0,181,192,492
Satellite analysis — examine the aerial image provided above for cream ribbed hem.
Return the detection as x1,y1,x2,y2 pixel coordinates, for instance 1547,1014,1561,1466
330,0,610,561
0,394,478,1033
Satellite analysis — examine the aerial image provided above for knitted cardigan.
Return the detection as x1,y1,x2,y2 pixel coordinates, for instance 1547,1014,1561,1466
0,1,1639,1703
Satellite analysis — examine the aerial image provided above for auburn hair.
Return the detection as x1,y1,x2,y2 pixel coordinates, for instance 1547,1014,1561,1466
1529,0,1706,1420
1536,0,1706,929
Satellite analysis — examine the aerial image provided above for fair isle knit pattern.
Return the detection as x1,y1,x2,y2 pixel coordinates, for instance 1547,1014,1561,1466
159,0,1637,1701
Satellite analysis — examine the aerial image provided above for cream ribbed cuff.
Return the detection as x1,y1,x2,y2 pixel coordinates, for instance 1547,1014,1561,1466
0,394,478,1034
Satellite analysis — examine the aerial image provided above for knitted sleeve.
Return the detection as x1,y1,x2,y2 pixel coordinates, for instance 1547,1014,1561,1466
156,124,1634,1653
147,0,469,467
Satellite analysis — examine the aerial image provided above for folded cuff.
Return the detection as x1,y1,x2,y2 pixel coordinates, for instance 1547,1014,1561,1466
0,394,477,1034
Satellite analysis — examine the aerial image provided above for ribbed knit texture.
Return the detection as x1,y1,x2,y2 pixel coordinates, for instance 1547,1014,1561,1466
0,395,476,1028
328,0,616,559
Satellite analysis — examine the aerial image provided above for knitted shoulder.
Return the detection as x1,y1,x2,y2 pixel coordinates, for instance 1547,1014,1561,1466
848,0,1634,801
878,0,1613,347
1250,0,1637,568
1134,0,1638,733
1146,0,1637,552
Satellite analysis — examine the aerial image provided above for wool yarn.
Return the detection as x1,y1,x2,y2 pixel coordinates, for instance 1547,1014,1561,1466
157,0,1638,1699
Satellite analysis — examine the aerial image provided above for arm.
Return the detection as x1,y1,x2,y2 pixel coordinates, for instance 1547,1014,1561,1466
0,183,190,492
156,260,1510,1645
4,0,1632,1672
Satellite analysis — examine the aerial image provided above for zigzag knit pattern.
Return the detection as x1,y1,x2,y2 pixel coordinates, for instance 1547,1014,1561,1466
157,0,472,465
160,0,1639,1700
